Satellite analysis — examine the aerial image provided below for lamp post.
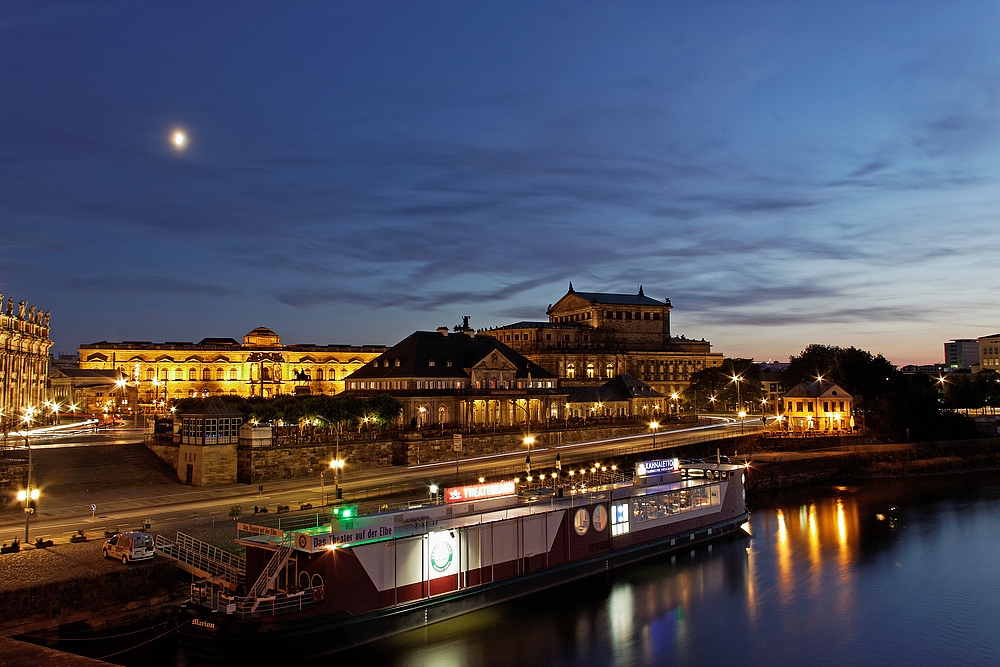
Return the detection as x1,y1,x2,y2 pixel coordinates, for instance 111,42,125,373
329,457,345,501
18,410,37,544
523,435,534,477
670,392,679,416
649,420,659,448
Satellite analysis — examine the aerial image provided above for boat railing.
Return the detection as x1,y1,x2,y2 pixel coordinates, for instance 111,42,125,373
231,585,325,618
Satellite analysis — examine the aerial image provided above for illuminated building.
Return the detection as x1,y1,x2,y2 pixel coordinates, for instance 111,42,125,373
0,294,52,423
976,333,1000,372
779,379,853,432
78,327,384,408
479,284,724,398
344,324,565,428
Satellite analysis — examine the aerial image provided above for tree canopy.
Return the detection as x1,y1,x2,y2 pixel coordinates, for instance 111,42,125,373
684,358,763,412
172,393,402,430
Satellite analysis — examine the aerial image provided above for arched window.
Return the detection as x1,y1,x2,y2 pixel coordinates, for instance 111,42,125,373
438,405,448,424
216,368,225,381
145,368,154,381
566,363,576,379
586,363,595,379
229,367,238,380
606,363,614,378
175,368,185,381
202,368,211,381
188,367,197,381
315,368,324,381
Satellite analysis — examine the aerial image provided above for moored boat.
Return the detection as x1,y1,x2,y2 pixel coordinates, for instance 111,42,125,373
176,459,749,664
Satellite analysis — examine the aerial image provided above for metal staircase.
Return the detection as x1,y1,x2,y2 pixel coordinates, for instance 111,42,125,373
155,532,246,590
242,540,294,613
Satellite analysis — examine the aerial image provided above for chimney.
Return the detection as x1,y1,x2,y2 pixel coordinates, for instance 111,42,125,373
437,327,449,336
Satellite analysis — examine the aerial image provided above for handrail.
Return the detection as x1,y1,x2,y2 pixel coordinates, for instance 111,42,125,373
156,532,246,587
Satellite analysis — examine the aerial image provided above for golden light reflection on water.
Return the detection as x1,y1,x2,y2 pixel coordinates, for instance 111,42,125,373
764,491,863,614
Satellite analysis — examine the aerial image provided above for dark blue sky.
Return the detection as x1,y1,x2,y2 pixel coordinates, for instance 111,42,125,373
3,2,999,363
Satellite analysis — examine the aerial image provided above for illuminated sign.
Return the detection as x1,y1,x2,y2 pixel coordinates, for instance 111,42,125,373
636,458,680,477
444,481,516,504
425,530,459,579
237,522,285,537
292,516,395,552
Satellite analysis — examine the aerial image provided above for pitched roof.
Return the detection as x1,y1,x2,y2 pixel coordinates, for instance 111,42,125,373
569,291,666,306
565,375,661,403
347,331,555,380
602,373,664,399
782,379,852,399
49,368,122,380
175,398,243,417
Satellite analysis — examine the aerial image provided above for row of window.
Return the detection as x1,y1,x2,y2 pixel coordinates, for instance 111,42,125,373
347,379,556,391
181,417,243,443
632,485,721,524
130,366,354,382
782,400,848,413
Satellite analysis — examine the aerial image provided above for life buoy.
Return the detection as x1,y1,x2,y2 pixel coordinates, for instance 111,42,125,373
312,587,325,602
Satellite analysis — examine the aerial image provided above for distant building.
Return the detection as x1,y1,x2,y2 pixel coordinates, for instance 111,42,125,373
78,328,385,410
49,352,79,373
977,333,1000,373
758,362,788,414
0,294,52,425
564,374,665,420
944,339,979,370
899,363,948,375
780,380,853,433
345,326,565,428
49,368,126,416
478,284,724,399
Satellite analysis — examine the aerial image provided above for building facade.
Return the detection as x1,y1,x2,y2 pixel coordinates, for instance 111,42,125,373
779,380,853,432
79,327,384,409
0,294,52,425
478,284,724,397
945,339,979,371
345,326,566,428
976,333,1000,372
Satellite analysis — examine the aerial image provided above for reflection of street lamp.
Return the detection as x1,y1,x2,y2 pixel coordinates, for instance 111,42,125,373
649,421,659,447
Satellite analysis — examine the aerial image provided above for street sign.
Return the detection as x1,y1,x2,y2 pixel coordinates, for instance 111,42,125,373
452,433,462,452
91,503,97,512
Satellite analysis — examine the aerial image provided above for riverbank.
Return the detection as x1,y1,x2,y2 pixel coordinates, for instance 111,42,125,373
746,436,1000,492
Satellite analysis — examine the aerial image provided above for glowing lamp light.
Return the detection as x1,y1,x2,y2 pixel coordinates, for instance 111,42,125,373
172,129,188,149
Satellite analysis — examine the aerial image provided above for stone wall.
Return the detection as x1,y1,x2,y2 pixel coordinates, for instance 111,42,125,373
236,423,664,483
145,441,178,476
0,450,27,509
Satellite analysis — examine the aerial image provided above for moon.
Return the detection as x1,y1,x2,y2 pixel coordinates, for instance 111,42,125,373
171,129,188,150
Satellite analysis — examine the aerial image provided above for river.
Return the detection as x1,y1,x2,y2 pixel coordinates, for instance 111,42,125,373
110,472,1000,666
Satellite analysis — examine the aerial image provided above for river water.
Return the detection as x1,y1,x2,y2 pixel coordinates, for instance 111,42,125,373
109,473,1000,666
332,473,1000,667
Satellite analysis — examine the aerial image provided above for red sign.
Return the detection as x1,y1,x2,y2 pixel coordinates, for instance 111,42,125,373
444,481,517,504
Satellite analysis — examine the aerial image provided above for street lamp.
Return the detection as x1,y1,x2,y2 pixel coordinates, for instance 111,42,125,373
19,410,37,543
670,392,679,416
709,395,717,412
429,483,439,504
329,457,345,500
418,406,426,429
649,420,659,447
738,410,747,434
524,435,534,476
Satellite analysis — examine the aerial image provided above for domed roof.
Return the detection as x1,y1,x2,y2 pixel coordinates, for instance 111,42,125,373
243,327,281,347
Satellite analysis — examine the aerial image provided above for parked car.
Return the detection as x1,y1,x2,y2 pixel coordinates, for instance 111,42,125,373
103,531,154,564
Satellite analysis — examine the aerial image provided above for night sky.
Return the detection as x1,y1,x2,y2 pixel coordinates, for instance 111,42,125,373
3,3,999,364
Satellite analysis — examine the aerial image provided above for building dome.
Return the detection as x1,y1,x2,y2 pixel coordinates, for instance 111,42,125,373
243,327,281,347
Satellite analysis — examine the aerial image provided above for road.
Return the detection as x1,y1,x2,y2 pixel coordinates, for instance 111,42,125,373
0,419,759,545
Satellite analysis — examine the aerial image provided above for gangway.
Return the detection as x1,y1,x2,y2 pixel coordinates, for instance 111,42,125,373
156,532,246,591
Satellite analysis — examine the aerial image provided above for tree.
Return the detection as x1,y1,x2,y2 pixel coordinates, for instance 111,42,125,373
684,358,762,412
365,394,403,427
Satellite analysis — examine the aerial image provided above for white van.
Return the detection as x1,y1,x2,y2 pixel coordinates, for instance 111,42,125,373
103,531,155,564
